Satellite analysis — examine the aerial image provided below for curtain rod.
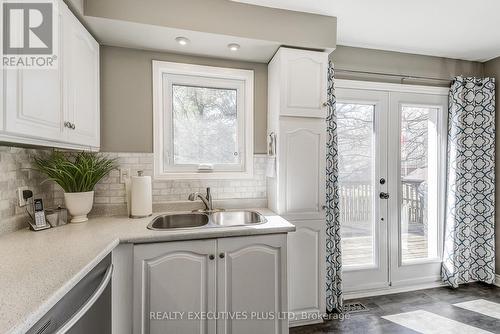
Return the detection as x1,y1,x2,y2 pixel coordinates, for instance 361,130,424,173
335,68,452,83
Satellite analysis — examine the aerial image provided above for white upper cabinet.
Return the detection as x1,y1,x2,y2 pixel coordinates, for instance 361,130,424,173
278,117,326,219
0,1,99,150
272,48,328,118
62,5,100,147
4,68,63,141
267,48,328,218
3,7,63,142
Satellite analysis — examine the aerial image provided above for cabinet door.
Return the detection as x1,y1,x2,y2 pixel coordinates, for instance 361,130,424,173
279,48,328,118
217,234,288,334
63,7,100,147
133,240,217,334
288,220,326,326
3,20,62,141
3,3,62,142
279,117,326,219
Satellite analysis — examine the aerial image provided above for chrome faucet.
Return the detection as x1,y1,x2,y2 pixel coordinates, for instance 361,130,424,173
188,187,213,212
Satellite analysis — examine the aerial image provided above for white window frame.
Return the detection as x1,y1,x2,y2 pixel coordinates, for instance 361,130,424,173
153,60,254,179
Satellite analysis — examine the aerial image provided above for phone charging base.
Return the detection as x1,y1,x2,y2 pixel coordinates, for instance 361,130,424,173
27,220,51,231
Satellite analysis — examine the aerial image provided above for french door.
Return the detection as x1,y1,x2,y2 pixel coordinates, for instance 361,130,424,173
335,81,448,294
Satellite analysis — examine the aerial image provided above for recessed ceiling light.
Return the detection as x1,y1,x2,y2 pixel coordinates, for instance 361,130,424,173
228,43,240,51
175,37,190,46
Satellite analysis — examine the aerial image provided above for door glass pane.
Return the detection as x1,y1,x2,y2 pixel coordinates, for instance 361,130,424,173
337,103,375,267
400,106,439,262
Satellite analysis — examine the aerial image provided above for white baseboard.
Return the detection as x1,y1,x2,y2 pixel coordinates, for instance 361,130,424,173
288,308,325,328
344,281,445,300
289,317,323,328
343,275,500,301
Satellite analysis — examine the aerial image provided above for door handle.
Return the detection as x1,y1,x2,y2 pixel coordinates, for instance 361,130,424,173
379,192,390,199
55,264,113,334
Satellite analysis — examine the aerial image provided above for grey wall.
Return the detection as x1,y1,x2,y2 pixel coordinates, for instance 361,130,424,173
331,46,484,84
483,56,500,275
100,46,268,153
100,45,485,154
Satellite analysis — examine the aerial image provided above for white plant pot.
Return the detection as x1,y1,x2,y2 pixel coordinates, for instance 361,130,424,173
64,191,94,223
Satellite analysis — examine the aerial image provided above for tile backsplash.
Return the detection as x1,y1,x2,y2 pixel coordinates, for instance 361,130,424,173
1,147,267,234
54,153,267,204
0,147,54,234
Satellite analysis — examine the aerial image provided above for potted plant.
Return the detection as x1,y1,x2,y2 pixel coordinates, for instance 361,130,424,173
34,151,117,223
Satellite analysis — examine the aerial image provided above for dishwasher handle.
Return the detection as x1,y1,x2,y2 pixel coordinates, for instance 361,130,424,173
55,264,113,334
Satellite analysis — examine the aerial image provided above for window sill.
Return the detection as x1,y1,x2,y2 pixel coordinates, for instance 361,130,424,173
153,170,254,180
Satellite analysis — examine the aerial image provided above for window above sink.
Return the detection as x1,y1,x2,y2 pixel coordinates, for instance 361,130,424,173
153,61,254,179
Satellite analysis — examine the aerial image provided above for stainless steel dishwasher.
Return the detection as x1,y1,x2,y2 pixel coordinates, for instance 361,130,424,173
27,255,112,334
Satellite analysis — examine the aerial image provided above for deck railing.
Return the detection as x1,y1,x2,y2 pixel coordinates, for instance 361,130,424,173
339,181,424,224
339,182,371,223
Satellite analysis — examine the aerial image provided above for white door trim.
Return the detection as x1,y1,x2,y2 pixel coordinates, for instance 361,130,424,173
336,80,449,294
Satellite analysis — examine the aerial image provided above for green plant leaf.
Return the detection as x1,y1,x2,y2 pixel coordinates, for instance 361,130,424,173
33,151,117,193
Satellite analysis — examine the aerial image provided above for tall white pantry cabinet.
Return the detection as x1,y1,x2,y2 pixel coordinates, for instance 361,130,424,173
267,47,329,327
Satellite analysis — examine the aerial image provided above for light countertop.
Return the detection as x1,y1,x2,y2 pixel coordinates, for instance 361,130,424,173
0,208,295,334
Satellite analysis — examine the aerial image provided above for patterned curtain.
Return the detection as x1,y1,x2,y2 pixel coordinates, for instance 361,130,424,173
442,76,496,288
325,61,343,312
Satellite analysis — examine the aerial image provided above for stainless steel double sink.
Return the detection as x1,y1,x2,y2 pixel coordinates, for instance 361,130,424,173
147,210,267,230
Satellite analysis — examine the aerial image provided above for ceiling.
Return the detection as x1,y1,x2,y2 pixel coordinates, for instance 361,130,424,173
85,17,280,63
234,0,500,62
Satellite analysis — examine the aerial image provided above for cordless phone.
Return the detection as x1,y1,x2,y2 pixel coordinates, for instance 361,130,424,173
33,198,48,228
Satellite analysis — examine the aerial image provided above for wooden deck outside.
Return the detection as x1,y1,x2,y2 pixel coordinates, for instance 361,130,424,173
342,234,429,267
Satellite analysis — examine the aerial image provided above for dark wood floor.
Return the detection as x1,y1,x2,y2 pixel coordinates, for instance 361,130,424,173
290,283,500,334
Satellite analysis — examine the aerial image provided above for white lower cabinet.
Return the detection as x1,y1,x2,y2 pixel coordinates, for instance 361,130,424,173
217,235,288,334
133,234,288,334
133,239,217,334
287,220,326,326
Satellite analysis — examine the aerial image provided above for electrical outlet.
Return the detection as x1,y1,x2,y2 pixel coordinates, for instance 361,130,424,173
120,168,131,184
17,186,29,207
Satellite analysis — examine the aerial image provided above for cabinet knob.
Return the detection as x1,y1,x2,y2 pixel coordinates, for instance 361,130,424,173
209,254,215,260
64,122,76,130
219,253,225,259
